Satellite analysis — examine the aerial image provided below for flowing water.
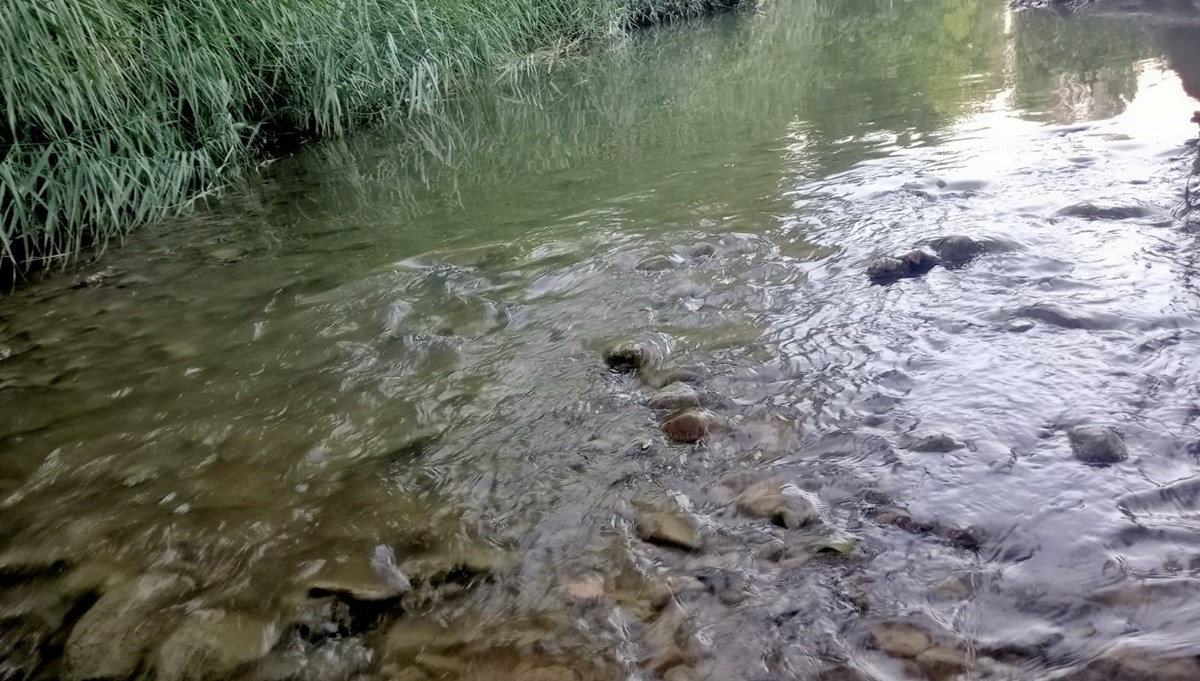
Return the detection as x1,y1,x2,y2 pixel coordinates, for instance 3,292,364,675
4,2,1200,680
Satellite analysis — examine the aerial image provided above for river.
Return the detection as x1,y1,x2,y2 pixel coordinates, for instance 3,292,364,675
3,1,1200,680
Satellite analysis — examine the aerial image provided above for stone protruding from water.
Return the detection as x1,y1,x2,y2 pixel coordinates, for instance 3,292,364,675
647,383,702,411
867,250,939,283
661,409,721,443
1068,425,1128,465
603,341,646,372
735,480,818,529
929,235,986,267
64,572,195,681
634,502,704,552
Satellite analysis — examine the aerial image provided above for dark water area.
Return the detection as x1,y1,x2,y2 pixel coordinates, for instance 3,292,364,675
3,1,1200,680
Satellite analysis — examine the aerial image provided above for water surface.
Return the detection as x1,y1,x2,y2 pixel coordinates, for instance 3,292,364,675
3,2,1200,680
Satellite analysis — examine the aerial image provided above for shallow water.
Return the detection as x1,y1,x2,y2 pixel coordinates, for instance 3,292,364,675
4,1,1200,680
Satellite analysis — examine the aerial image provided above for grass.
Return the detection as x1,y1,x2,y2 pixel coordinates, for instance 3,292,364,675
0,0,743,278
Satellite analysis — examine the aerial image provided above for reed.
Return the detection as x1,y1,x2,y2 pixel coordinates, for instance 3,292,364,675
0,0,742,276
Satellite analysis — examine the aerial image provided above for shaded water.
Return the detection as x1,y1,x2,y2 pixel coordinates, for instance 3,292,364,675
4,1,1200,680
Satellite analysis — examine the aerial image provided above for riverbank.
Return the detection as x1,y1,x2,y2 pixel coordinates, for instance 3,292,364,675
0,0,745,285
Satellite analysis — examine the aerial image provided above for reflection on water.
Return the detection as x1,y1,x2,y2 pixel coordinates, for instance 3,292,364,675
2,2,1200,680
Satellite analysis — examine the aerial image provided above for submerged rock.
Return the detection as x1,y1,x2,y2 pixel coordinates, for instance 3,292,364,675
872,622,932,658
904,434,964,453
929,235,986,267
515,667,579,681
306,546,412,604
1068,425,1128,465
1064,645,1200,681
634,503,704,552
64,572,194,681
661,409,721,444
647,383,702,411
687,242,716,259
735,480,818,529
1056,202,1155,220
636,255,679,271
155,613,278,681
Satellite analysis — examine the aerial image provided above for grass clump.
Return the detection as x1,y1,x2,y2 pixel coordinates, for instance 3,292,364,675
0,0,743,277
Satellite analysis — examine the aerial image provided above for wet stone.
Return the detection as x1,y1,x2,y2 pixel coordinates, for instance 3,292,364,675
635,504,704,552
871,622,933,659
1068,425,1128,465
867,250,939,283
664,665,698,681
603,341,645,372
735,480,818,529
64,572,195,681
155,613,278,681
866,256,907,282
306,546,412,604
905,434,964,453
930,235,986,266
915,645,971,680
687,242,716,259
515,667,579,681
636,255,679,271
647,382,702,411
661,409,721,444
1063,646,1200,681
0,548,71,583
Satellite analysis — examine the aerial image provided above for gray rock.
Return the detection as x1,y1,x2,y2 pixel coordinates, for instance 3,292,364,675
866,256,908,282
1063,645,1200,681
647,383,701,411
1056,202,1154,220
687,242,716,259
1068,425,1128,465
867,250,938,283
634,504,703,552
930,235,986,266
735,481,818,529
64,572,194,681
905,434,964,453
155,613,278,681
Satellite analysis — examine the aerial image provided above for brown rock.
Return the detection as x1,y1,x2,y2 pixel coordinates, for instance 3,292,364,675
661,410,720,444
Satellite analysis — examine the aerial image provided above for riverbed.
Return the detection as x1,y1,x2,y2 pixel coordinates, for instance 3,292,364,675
3,1,1200,680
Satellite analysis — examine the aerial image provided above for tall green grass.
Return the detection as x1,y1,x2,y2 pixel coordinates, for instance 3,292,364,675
0,0,741,277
